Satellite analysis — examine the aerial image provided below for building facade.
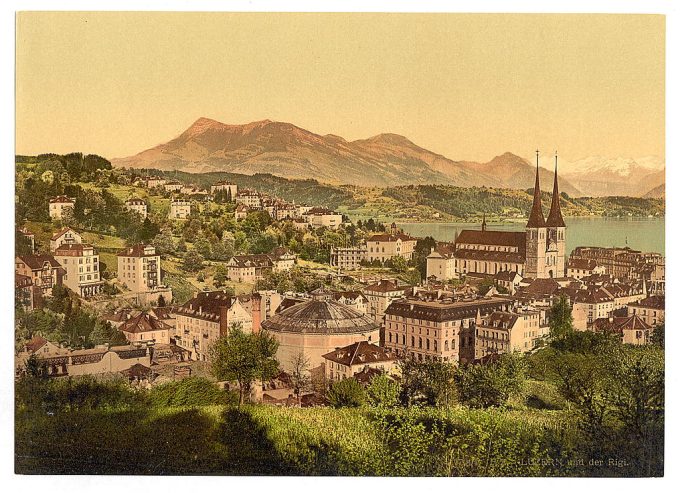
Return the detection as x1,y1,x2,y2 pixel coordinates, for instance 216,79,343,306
15,255,64,297
125,198,148,219
174,291,254,361
53,243,104,297
366,233,417,263
169,200,192,219
50,227,83,252
330,246,367,270
48,196,75,220
117,244,162,293
384,297,515,363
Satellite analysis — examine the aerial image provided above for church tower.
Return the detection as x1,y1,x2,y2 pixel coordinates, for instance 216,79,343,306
525,150,547,278
546,152,567,277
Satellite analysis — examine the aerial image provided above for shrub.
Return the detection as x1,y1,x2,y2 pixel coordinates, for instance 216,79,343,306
366,374,400,408
327,378,366,408
148,377,236,407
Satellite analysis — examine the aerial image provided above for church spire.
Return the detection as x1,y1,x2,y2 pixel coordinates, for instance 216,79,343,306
526,149,546,228
546,151,566,227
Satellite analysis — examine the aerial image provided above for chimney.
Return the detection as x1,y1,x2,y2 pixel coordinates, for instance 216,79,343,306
219,304,229,337
251,292,262,334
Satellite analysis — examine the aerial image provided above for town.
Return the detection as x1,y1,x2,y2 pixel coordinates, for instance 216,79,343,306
15,152,665,401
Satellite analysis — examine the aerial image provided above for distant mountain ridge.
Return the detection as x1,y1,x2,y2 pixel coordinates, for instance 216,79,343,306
112,117,660,196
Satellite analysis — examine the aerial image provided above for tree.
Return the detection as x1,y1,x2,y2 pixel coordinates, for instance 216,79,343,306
209,325,280,406
157,294,167,307
182,249,205,272
152,229,175,256
16,234,34,258
549,295,573,340
399,359,456,407
327,378,366,408
366,374,400,408
650,323,664,348
389,256,408,273
454,353,527,408
289,351,311,406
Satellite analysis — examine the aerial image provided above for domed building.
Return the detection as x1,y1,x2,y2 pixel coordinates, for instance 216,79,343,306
261,298,380,372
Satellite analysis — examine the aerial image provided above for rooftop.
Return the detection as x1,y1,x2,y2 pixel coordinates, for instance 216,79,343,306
262,299,379,335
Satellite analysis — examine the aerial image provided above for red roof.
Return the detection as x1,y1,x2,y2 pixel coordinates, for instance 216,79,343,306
49,195,74,204
367,233,416,243
119,312,173,334
51,227,80,241
322,341,397,367
25,335,49,353
117,244,158,257
17,254,62,270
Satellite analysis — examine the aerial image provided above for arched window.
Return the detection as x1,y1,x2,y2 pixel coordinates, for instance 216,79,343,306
426,339,430,350
418,337,423,349
411,336,415,347
444,340,449,351
434,340,438,352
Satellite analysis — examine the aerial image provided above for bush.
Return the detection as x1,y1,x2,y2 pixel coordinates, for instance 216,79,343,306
366,374,400,408
327,378,366,408
454,353,527,408
148,377,236,407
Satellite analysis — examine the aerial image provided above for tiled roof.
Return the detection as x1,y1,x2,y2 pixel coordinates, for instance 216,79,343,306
120,312,173,334
494,270,521,282
54,243,94,255
25,335,49,353
367,233,416,242
332,291,368,303
455,230,526,252
480,311,520,330
176,291,236,321
125,198,146,205
322,341,397,367
384,297,513,323
51,227,79,241
365,279,408,293
261,299,379,335
49,195,74,204
117,244,157,257
229,254,274,268
628,296,665,310
568,258,598,271
591,315,652,334
17,254,62,270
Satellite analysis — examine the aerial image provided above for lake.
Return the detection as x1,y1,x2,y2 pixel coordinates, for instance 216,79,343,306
397,217,665,256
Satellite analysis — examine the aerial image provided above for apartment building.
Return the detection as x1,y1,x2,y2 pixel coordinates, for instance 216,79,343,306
53,243,104,297
117,244,162,293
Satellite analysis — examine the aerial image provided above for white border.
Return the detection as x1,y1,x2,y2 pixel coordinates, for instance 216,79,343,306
1,2,677,492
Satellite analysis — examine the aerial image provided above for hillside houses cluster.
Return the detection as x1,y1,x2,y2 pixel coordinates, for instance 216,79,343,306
234,188,343,229
15,164,666,394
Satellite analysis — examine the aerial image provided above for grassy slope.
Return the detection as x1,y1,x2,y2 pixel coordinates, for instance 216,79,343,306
16,402,575,476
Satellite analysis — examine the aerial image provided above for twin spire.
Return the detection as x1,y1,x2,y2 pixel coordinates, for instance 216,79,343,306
526,150,565,228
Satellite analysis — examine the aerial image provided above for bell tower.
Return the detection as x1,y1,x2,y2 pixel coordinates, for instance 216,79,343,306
546,151,567,277
525,150,547,278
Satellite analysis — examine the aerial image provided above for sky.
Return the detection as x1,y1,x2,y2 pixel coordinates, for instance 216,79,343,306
15,12,665,163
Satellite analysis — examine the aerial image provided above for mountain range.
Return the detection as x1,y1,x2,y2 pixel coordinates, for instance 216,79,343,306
112,117,663,197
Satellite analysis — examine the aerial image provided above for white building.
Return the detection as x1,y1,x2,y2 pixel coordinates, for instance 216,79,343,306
125,198,148,219
53,243,104,297
169,200,192,219
50,227,83,252
49,196,75,220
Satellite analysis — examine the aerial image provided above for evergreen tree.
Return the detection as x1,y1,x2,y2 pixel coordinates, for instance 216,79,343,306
549,295,574,340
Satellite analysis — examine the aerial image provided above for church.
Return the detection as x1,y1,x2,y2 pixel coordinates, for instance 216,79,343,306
427,151,566,281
